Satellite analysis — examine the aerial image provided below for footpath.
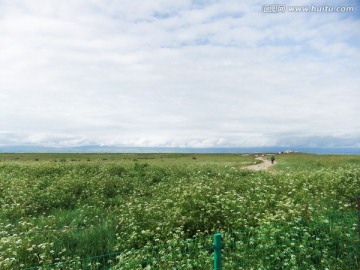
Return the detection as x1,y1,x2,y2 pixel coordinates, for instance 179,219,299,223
243,156,275,171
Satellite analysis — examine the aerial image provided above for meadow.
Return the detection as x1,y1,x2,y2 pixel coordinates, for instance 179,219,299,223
0,153,359,269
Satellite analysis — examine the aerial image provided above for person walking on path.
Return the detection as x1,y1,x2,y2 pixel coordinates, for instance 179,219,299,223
271,155,275,164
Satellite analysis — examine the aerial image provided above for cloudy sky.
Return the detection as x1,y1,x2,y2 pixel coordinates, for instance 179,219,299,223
1,0,359,148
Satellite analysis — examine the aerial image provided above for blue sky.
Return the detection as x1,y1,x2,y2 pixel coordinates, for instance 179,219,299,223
0,0,359,148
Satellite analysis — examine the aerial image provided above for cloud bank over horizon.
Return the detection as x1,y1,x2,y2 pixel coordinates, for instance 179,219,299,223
1,0,360,148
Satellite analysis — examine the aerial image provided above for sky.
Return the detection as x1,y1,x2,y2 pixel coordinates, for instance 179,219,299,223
1,0,360,149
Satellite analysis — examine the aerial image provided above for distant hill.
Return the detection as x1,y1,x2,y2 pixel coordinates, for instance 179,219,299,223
1,145,360,154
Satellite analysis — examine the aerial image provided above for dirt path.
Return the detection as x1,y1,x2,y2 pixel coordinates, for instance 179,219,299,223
243,156,275,171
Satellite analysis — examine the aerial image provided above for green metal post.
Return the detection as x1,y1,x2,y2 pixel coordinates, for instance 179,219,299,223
214,233,223,270
357,195,360,237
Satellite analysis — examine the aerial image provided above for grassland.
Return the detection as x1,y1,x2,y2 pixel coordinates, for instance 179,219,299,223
0,153,359,269
271,152,360,171
0,153,256,166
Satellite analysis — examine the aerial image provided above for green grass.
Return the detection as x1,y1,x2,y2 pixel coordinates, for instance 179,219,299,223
272,153,360,170
0,153,359,269
0,153,255,167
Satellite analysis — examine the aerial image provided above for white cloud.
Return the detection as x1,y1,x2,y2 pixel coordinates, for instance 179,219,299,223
0,0,359,148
